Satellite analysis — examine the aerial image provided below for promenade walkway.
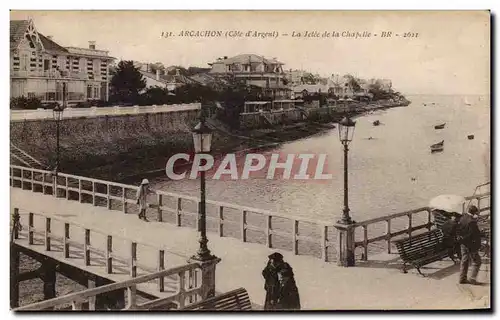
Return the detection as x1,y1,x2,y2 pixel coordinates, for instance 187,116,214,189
11,188,490,310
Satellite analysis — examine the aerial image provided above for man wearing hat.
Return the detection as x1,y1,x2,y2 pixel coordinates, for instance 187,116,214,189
136,179,151,221
276,265,301,310
457,205,482,284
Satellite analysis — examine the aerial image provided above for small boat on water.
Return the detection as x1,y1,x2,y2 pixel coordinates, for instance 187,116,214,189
430,140,444,153
423,103,427,106
468,135,475,140
464,98,472,106
434,123,446,130
373,120,380,126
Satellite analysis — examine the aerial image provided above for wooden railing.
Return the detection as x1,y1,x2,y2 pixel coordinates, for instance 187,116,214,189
12,208,173,276
10,165,491,263
352,207,432,260
12,208,204,310
14,263,202,311
156,190,335,261
10,165,140,214
10,165,337,262
353,191,491,261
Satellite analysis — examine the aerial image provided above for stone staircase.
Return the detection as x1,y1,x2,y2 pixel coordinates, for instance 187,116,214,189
10,143,47,169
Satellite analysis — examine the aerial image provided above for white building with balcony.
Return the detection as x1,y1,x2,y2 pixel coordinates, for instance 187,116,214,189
10,19,114,104
208,54,290,99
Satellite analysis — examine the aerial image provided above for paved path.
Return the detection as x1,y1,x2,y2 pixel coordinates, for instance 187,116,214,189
11,188,490,310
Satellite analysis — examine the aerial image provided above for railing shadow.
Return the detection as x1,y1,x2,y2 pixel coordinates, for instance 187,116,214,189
354,256,405,270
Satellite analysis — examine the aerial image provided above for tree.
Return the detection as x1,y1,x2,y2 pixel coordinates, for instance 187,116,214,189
110,60,146,104
138,86,173,106
344,74,361,92
368,82,393,101
301,73,317,85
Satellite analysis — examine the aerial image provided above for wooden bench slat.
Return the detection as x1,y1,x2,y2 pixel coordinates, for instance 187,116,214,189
181,287,251,311
395,229,452,276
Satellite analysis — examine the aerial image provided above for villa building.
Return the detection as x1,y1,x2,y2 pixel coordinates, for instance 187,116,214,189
208,54,290,99
10,19,114,104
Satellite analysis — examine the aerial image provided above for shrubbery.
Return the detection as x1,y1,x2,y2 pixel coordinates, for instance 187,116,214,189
10,97,42,110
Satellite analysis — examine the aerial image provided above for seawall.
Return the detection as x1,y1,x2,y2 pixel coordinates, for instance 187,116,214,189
10,104,211,180
10,99,410,181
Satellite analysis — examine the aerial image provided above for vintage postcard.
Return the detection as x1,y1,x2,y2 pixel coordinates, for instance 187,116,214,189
9,10,490,311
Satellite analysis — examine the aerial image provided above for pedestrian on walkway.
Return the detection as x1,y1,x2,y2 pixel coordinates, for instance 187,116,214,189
276,264,301,310
136,179,151,221
262,252,288,310
457,205,482,285
441,212,462,261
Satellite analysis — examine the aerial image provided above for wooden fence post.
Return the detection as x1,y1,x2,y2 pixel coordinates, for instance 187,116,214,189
386,219,392,253
31,171,35,192
157,194,163,222
292,220,298,255
12,208,20,240
266,216,272,248
122,188,127,213
63,223,70,258
84,229,91,266
28,212,34,244
78,180,82,202
218,206,224,237
427,209,432,231
241,210,247,242
106,236,113,274
92,182,96,206
106,184,111,210
176,198,182,227
321,225,328,262
130,242,137,278
126,285,137,310
362,225,368,261
407,214,412,238
45,217,51,251
158,250,165,292
65,176,70,200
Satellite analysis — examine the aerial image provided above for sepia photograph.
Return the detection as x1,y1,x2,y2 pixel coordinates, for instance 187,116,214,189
8,10,491,311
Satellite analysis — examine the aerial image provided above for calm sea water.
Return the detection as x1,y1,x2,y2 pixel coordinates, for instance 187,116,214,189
150,95,490,223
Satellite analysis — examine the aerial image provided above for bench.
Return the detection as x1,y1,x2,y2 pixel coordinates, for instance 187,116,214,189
181,288,252,311
394,229,454,276
432,211,453,229
478,215,491,257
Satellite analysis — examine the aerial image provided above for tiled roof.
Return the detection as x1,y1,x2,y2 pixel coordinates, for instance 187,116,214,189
10,20,29,50
140,70,200,86
212,54,284,65
38,33,68,54
10,20,68,54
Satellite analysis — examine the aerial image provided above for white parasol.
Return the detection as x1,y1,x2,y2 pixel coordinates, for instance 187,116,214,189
429,194,467,213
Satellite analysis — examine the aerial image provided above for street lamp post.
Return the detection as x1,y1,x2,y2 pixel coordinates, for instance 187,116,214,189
334,116,356,267
52,82,66,179
189,106,221,300
338,116,356,224
191,107,215,261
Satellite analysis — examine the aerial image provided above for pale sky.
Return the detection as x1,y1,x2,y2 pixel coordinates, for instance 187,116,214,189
10,10,490,95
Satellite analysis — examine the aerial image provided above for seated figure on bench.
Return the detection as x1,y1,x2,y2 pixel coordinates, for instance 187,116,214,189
441,212,462,261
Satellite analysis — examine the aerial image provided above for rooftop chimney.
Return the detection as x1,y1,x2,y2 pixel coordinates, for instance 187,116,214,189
89,41,96,50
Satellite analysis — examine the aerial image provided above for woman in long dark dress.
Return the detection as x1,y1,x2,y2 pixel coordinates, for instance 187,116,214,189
276,265,301,310
262,253,283,310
